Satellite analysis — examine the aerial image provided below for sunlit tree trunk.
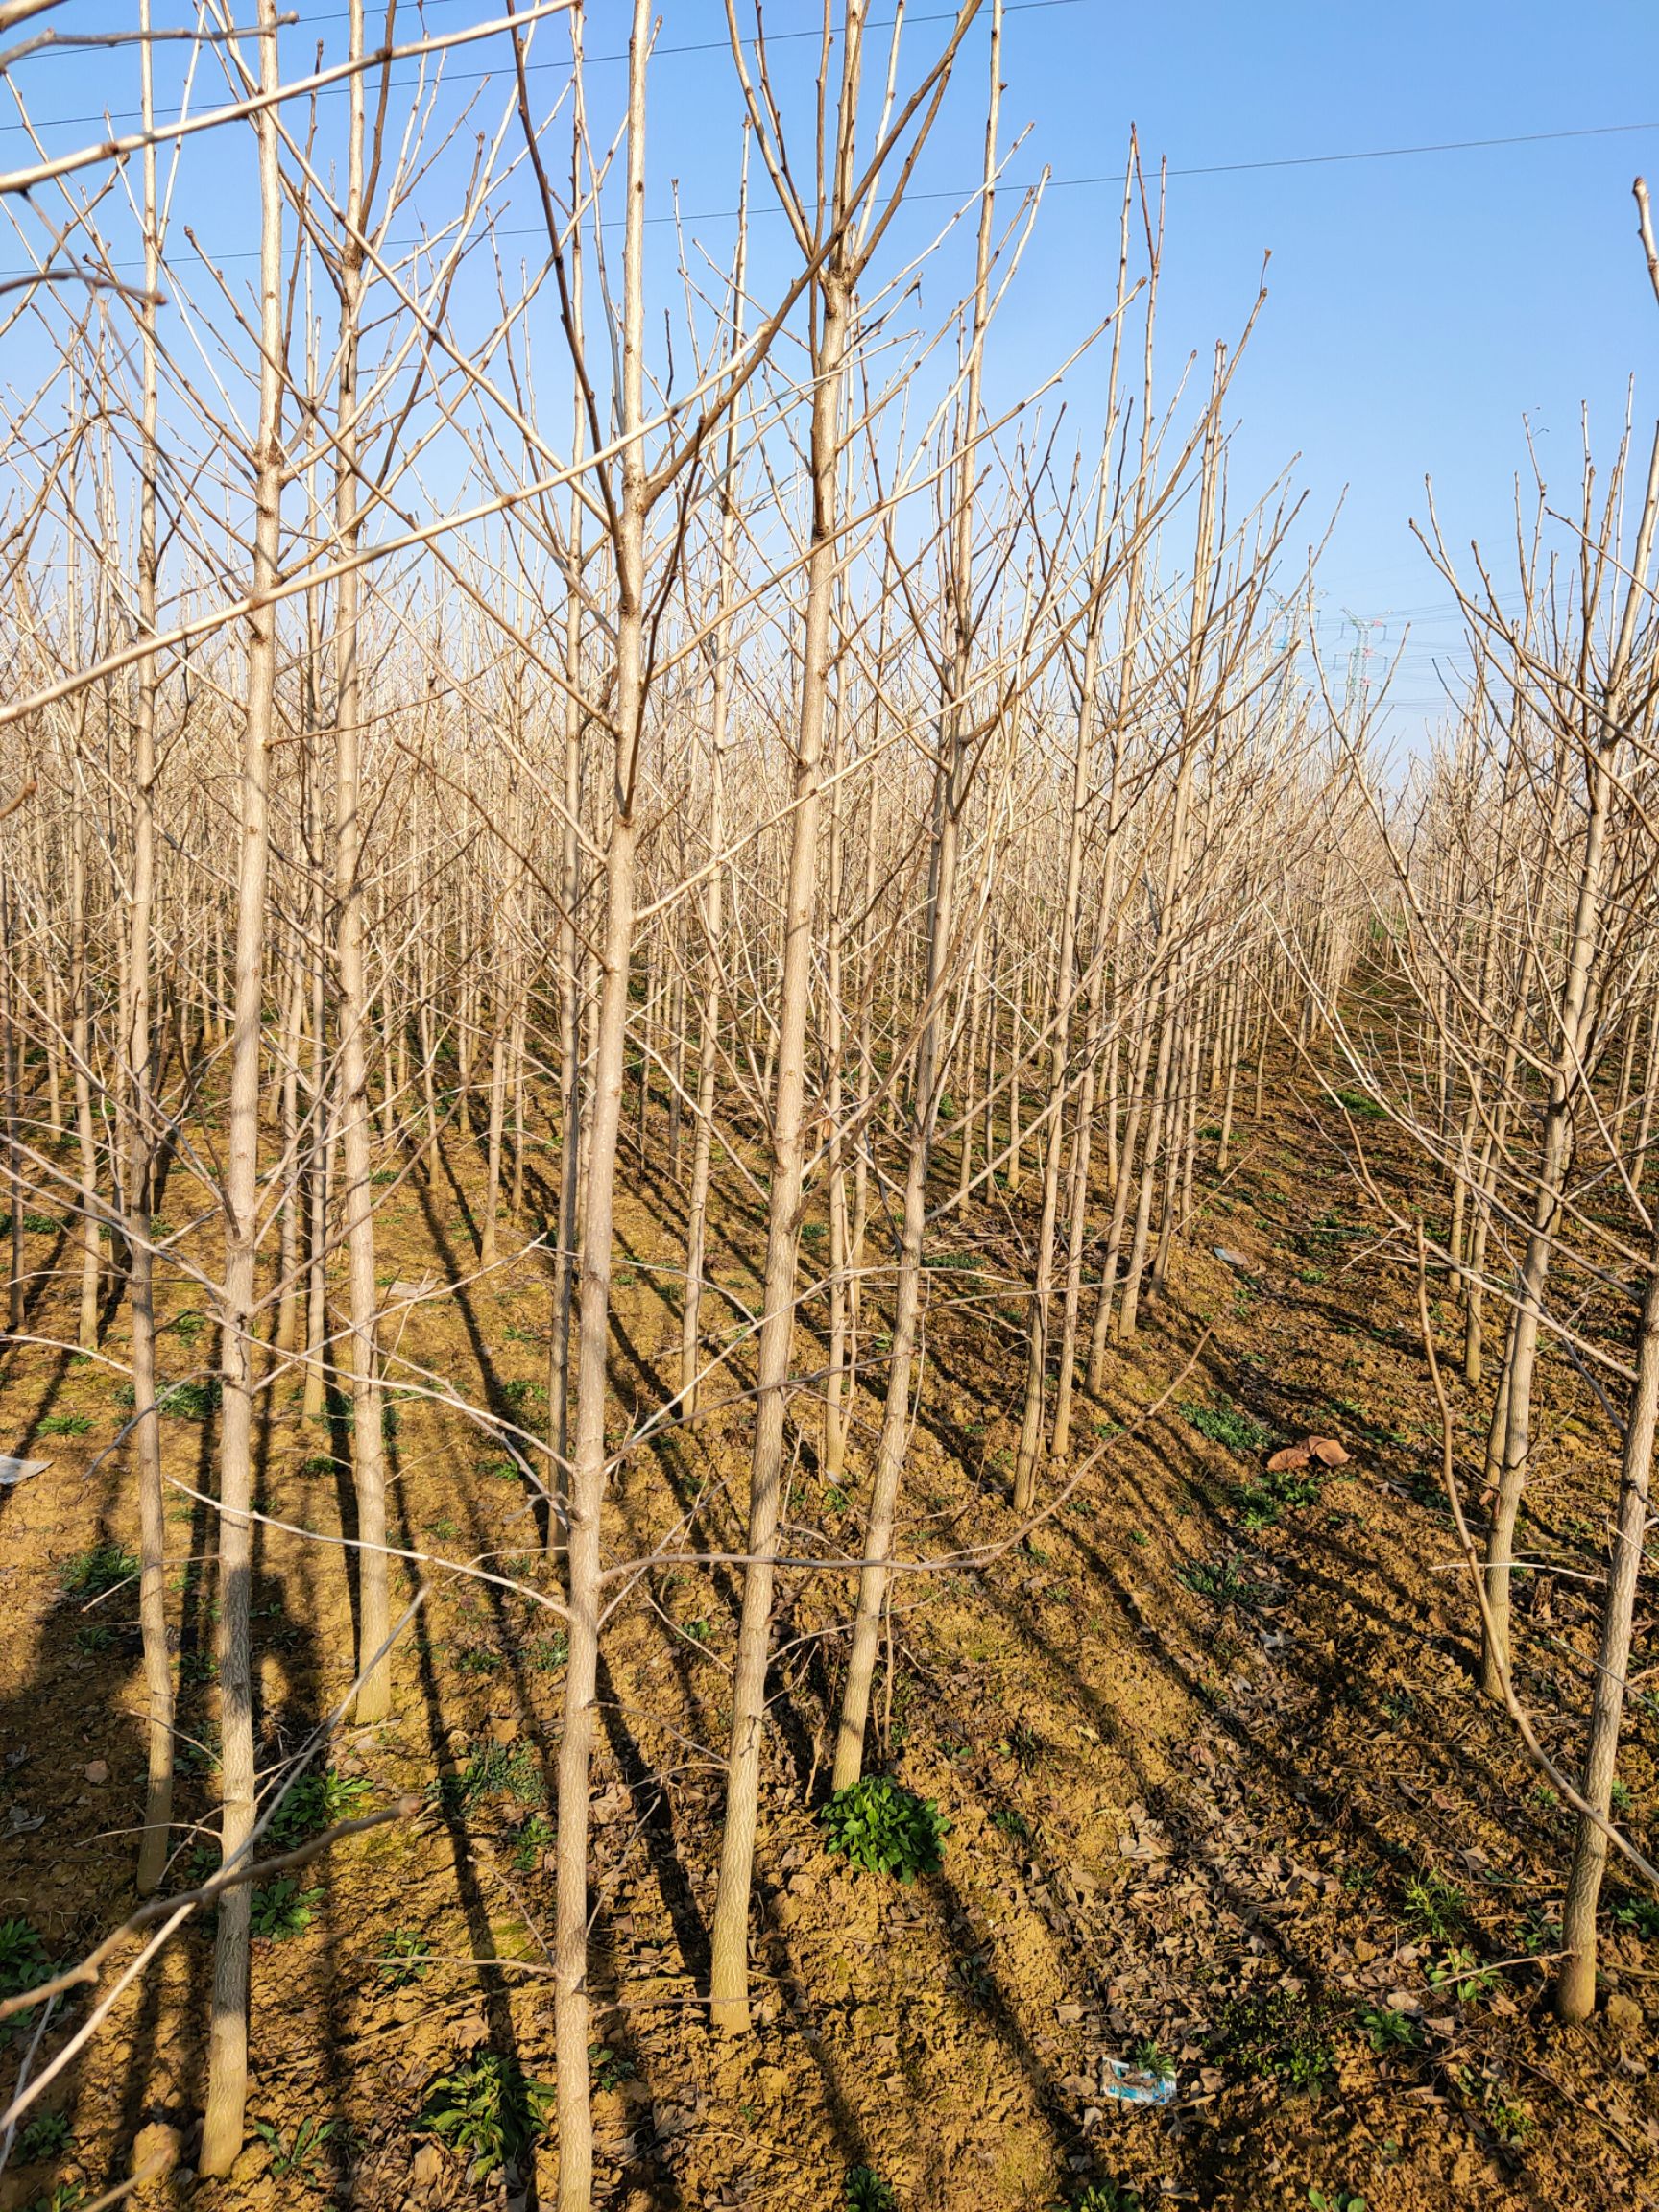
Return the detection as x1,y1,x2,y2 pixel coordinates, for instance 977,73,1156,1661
200,0,284,2169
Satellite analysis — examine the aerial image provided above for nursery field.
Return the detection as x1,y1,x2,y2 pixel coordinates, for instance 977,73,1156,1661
5,1058,1659,2212
6,5,1659,2210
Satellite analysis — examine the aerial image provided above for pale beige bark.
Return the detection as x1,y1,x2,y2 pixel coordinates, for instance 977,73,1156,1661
200,0,284,2170
1481,423,1659,1700
681,192,747,1420
132,0,173,1895
1557,1242,1659,2018
709,247,852,2032
332,0,392,1726
834,0,1002,1775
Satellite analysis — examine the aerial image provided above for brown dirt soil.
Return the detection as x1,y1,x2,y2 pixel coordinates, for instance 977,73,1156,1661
4,1072,1659,2212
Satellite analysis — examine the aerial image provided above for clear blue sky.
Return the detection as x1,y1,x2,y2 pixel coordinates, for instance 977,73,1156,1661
7,1,1659,733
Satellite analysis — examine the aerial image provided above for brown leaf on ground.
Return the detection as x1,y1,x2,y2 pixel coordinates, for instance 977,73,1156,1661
1308,1435,1352,1466
1267,1442,1313,1471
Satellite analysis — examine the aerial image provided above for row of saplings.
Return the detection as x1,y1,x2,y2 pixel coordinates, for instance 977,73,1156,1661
4,1766,1589,2208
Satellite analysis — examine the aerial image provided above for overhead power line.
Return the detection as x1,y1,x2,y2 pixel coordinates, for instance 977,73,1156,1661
4,112,1656,283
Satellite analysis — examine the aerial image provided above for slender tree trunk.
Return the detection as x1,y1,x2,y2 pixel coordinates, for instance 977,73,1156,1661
2,875,18,1336
548,85,588,1515
1556,1245,1659,2020
332,0,392,1723
680,203,746,1420
482,1016,507,1267
69,784,100,1351
132,8,173,1892
200,0,283,2168
551,9,649,2200
710,255,850,2030
1012,306,1115,1500
835,0,1002,1766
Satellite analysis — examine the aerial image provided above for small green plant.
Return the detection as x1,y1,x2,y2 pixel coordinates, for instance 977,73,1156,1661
1178,1557,1256,1607
1612,1893,1659,1938
36,1411,92,1436
439,1740,544,1814
1308,2190,1367,2212
1455,2067,1533,2145
453,1639,504,1676
821,1776,948,1883
510,1813,554,1871
1233,1454,1326,1529
27,2186,84,2212
1404,1868,1466,1942
496,1377,546,1418
1333,1087,1385,1119
173,1732,219,1779
990,1806,1030,1841
845,2170,897,2212
417,2051,552,2178
1215,1991,1333,2091
1426,1944,1498,2000
1486,2094,1534,2147
1359,2007,1420,2053
1517,1907,1562,1955
1180,1401,1274,1453
1129,2037,1174,2081
252,2115,352,2186
163,1378,221,1417
1071,2184,1142,2212
74,1622,117,1652
0,1919,50,2014
60,1544,139,1597
997,1720,1042,1769
1611,1777,1635,1815
16,2109,70,2161
527,1631,567,1671
117,1377,221,1419
298,1454,337,1476
251,1874,323,1941
589,2043,637,2092
269,1768,372,1847
956,1950,993,1997
378,1929,433,1985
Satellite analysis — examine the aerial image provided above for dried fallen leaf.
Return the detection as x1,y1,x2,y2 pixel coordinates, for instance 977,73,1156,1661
1308,1435,1352,1466
1266,1442,1313,1472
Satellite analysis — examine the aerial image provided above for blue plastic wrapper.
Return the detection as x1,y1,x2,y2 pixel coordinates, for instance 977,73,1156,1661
1101,2059,1178,2106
